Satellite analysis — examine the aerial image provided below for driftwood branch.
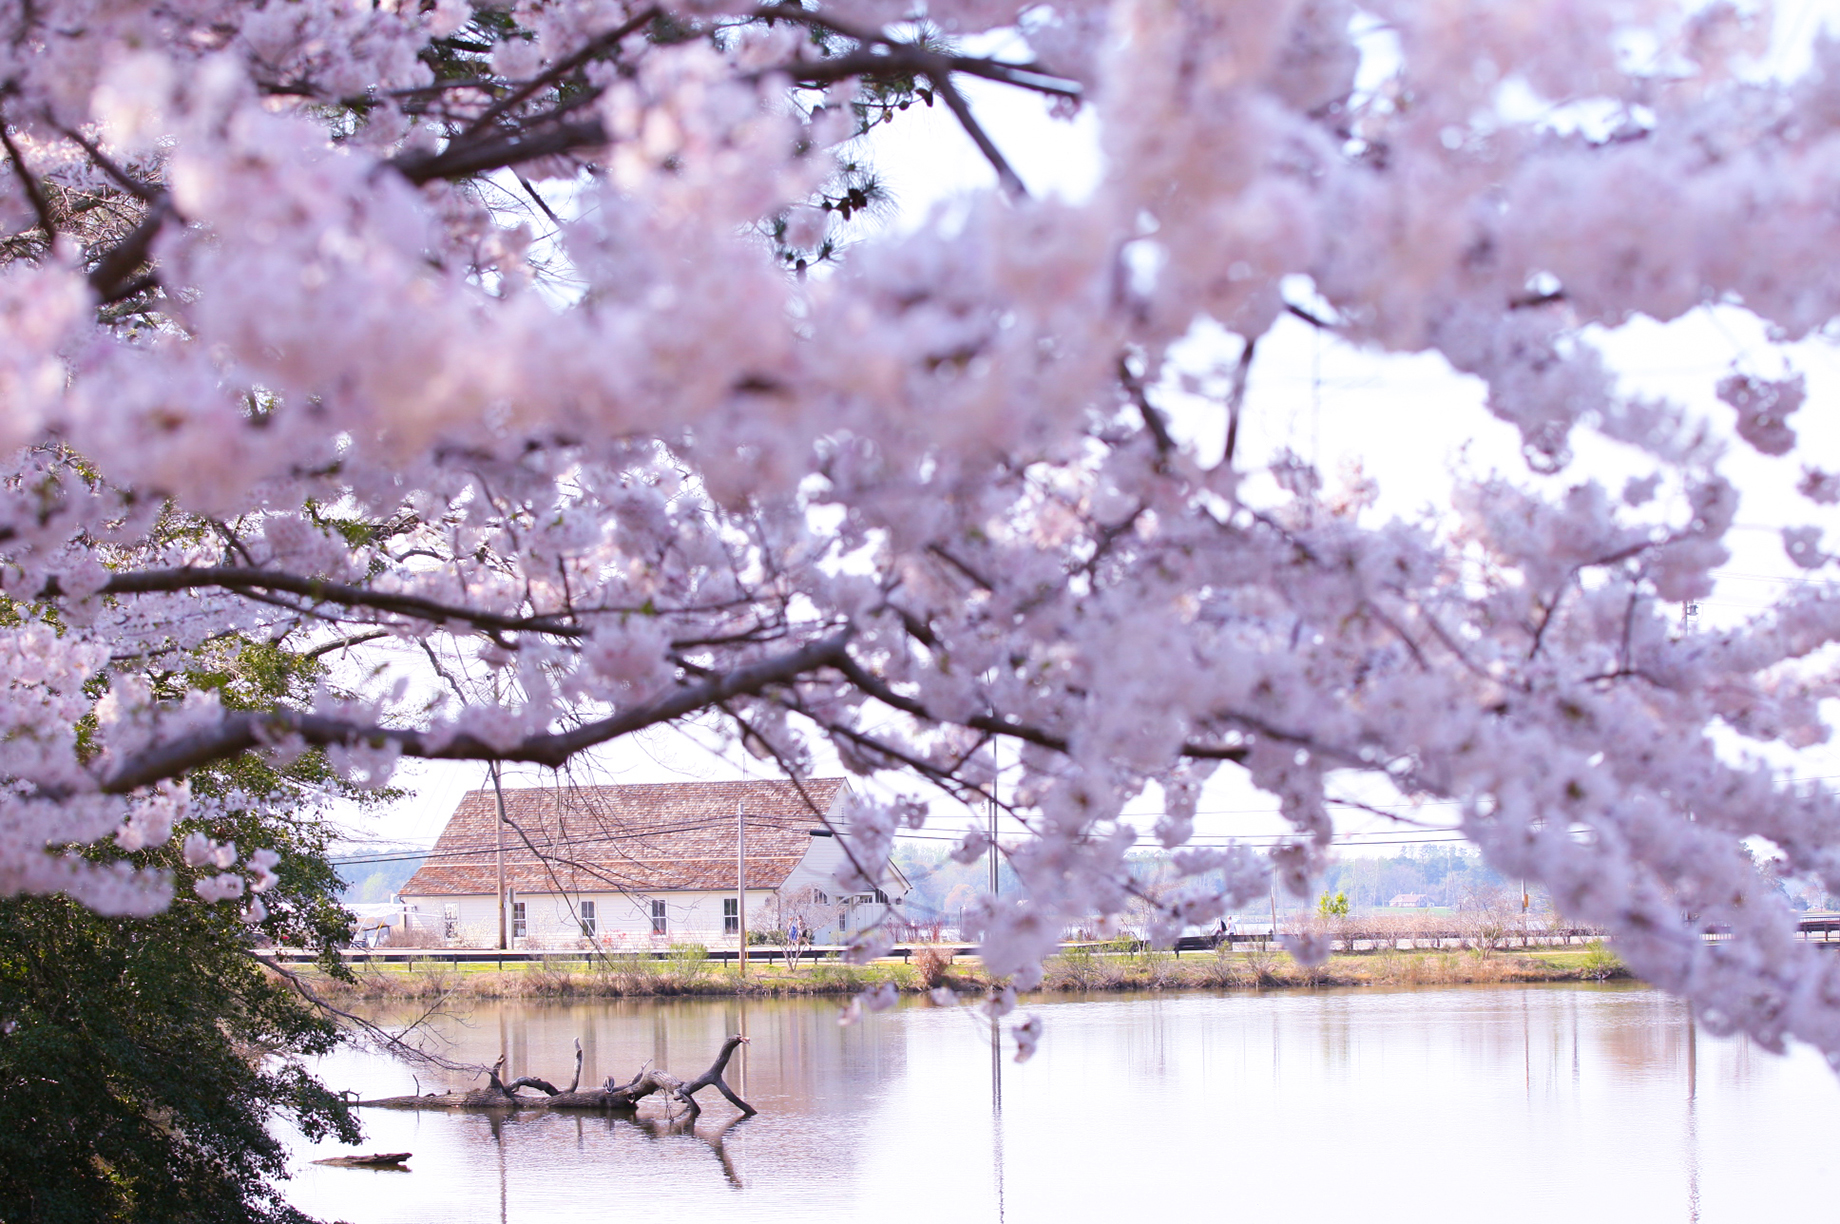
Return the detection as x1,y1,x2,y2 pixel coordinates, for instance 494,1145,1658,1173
675,1033,757,1116
360,1035,755,1115
312,1152,411,1169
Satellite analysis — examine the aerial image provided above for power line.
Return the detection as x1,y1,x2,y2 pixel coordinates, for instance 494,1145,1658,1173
332,768,1840,867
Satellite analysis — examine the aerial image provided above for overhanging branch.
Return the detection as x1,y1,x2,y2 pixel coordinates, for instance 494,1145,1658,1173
97,630,854,792
41,565,588,638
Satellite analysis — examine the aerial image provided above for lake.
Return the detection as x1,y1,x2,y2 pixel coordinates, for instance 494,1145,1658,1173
285,983,1839,1223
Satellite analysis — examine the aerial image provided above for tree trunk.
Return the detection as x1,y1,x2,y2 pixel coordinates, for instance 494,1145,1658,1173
359,1036,755,1116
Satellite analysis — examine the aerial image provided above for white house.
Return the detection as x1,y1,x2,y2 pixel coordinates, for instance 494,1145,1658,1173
398,777,906,949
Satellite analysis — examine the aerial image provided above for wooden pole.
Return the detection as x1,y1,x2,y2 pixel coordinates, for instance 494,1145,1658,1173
492,762,508,951
737,796,748,977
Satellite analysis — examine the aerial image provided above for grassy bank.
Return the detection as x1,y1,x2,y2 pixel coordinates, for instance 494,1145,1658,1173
294,943,1629,1001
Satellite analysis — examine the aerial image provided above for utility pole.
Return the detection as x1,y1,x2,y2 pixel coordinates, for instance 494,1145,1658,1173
1269,881,1279,950
737,796,748,976
491,762,508,950
988,791,998,898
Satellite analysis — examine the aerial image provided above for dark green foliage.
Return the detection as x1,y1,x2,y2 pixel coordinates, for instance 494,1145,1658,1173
0,835,358,1223
0,497,386,1222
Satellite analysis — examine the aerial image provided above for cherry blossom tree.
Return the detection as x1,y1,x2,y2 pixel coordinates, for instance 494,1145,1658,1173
6,0,1840,1062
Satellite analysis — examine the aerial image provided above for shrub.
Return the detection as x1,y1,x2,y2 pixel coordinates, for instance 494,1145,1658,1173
666,942,711,983
1050,943,1106,990
1580,941,1625,981
914,945,955,989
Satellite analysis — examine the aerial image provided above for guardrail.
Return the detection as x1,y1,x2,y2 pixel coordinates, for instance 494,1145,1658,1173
257,919,1840,967
258,944,984,967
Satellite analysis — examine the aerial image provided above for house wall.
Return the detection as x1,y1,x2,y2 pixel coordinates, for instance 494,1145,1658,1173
399,830,910,949
400,888,780,949
774,833,905,941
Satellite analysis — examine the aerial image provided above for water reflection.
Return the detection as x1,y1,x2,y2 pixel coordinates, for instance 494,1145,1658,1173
287,984,1840,1224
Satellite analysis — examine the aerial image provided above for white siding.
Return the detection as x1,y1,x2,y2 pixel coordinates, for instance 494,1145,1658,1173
401,888,779,949
399,818,910,949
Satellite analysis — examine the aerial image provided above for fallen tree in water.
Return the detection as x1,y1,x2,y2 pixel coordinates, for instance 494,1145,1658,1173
359,1036,755,1117
312,1153,411,1169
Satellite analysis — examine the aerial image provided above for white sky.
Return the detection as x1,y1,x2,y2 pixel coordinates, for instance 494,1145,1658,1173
333,0,1840,868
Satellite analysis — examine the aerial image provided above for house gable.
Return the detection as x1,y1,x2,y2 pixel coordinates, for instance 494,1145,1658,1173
400,777,851,899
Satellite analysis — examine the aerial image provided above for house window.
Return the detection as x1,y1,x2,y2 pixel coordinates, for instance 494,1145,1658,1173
512,902,527,939
812,890,829,905
579,901,596,936
723,897,739,935
650,899,668,935
442,904,458,940
872,888,889,905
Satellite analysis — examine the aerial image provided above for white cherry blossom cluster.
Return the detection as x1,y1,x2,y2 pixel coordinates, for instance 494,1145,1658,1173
3,0,1840,1058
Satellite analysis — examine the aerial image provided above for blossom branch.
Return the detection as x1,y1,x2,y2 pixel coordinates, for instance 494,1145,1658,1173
97,630,855,792
0,116,55,242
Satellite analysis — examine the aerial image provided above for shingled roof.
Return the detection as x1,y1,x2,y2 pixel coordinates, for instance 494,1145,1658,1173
399,778,849,897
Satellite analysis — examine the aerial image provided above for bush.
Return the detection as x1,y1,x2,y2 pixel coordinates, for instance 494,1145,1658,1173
1050,943,1107,990
1579,941,1625,981
914,945,955,989
666,942,711,982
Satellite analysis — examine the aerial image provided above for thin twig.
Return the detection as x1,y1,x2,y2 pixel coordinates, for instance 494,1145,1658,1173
1118,354,1176,458
930,72,1026,198
1223,336,1257,467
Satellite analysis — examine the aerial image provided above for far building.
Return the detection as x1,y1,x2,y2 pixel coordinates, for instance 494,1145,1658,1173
398,777,907,948
1387,893,1432,908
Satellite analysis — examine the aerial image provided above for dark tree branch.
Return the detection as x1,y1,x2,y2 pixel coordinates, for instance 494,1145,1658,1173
95,630,854,792
48,120,158,201
777,45,1081,99
1284,302,1335,330
390,117,610,184
754,5,1081,98
928,72,1026,198
463,7,661,137
41,565,588,638
89,198,172,303
302,630,392,659
825,647,1248,765
1223,335,1256,467
1510,289,1566,310
1118,354,1176,457
0,116,56,241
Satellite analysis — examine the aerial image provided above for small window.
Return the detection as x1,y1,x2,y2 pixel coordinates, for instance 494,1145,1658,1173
812,890,829,905
579,900,596,937
723,897,739,935
442,904,458,940
512,902,527,939
650,899,667,935
872,888,889,905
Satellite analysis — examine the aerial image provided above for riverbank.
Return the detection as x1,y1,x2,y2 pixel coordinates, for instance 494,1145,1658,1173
292,943,1628,1000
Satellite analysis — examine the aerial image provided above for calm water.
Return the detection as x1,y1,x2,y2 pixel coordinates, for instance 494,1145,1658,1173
286,984,1838,1223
